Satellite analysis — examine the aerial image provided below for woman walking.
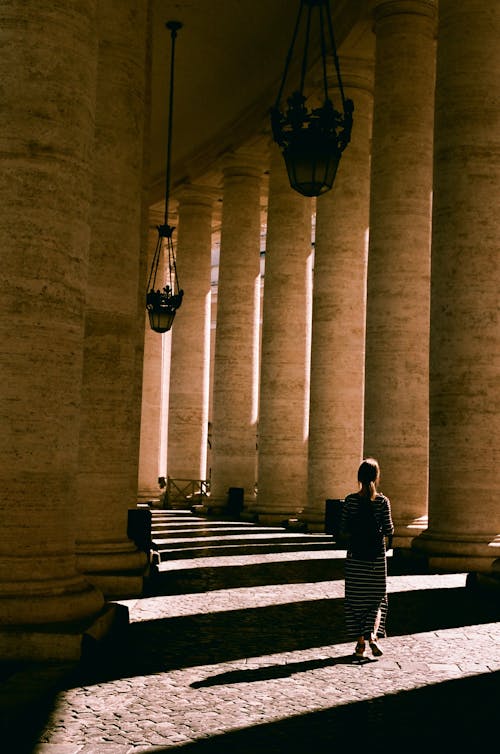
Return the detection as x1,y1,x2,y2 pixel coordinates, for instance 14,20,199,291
341,458,394,660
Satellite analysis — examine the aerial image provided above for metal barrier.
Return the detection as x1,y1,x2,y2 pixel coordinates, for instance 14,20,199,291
165,477,210,508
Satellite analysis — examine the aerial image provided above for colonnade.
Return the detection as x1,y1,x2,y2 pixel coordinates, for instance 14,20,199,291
141,0,500,579
1,0,499,661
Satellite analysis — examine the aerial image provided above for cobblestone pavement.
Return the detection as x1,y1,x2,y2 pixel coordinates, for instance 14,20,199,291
2,510,499,753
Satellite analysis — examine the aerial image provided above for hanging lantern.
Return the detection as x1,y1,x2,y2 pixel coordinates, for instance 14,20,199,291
270,0,354,197
146,21,184,333
146,223,183,333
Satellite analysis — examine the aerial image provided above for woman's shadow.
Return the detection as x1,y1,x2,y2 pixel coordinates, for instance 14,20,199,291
191,653,375,688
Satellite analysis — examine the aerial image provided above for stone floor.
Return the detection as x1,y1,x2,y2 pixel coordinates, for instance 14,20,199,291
1,509,499,753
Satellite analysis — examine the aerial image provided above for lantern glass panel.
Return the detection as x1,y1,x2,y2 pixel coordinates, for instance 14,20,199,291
148,307,176,333
284,131,341,197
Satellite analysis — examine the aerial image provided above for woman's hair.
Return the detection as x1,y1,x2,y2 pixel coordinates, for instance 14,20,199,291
357,457,380,500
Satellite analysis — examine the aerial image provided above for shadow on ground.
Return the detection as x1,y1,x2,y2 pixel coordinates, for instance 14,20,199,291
65,582,500,686
190,653,358,687
2,522,499,753
132,671,500,752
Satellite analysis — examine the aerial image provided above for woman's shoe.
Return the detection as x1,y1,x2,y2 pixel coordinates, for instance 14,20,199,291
369,639,383,657
354,641,366,658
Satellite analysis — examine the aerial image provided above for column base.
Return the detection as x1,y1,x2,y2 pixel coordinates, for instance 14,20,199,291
0,575,105,626
300,506,326,532
391,546,430,573
300,510,430,538
76,544,148,599
205,492,257,521
412,529,499,557
466,571,500,594
137,492,162,508
201,495,230,517
83,573,145,599
0,602,129,662
392,514,428,549
411,530,500,574
250,506,300,527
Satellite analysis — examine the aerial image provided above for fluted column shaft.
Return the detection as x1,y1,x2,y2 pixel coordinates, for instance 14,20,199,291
305,57,374,527
364,0,436,544
414,0,500,573
167,187,214,480
76,0,150,596
210,156,263,505
256,149,313,524
0,0,104,642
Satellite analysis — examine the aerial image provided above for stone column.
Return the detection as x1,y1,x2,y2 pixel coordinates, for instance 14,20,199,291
0,0,105,658
413,0,500,578
364,0,436,545
167,186,214,482
75,0,149,597
137,207,169,503
255,148,313,524
210,151,264,508
305,56,374,529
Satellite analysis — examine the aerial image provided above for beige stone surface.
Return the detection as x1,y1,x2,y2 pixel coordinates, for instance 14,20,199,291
364,0,437,541
75,0,150,595
210,153,264,505
138,210,168,499
306,56,374,526
11,512,499,750
416,0,500,565
167,186,215,479
2,0,500,665
255,149,313,522
0,0,104,629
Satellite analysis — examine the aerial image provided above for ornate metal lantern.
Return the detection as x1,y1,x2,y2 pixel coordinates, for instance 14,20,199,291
146,21,184,333
270,0,354,197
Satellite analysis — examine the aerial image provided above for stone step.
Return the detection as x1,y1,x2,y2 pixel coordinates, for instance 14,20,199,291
151,519,257,529
151,527,317,542
152,531,333,549
155,539,340,561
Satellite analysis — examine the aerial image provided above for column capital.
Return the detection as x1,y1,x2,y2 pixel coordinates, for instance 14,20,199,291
324,56,375,95
221,146,269,179
148,203,170,228
372,0,437,25
174,182,220,208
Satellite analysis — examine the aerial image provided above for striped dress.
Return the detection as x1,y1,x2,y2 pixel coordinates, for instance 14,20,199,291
341,493,394,640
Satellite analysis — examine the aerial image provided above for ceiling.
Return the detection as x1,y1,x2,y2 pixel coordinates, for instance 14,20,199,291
149,0,373,204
